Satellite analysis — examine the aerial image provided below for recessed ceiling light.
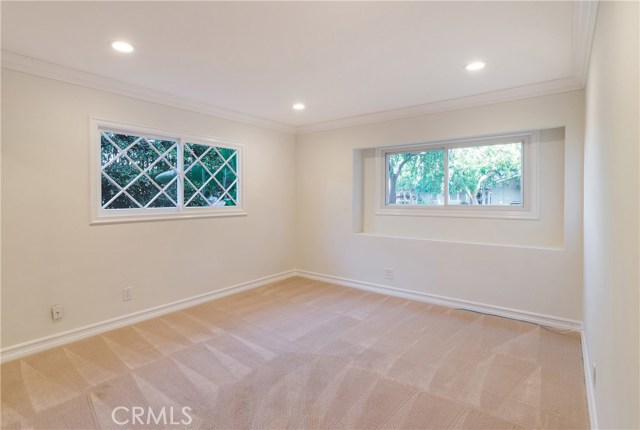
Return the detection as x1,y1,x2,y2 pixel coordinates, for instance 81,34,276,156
111,41,135,53
292,103,306,111
465,61,486,71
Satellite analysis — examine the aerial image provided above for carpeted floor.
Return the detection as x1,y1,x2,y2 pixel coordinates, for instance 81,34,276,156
1,277,589,429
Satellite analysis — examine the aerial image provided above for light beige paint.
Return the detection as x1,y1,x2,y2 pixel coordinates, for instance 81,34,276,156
583,1,640,428
296,91,585,321
2,71,586,350
1,70,296,348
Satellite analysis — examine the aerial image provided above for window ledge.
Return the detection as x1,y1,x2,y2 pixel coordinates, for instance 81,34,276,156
376,206,539,220
353,232,562,250
91,209,247,225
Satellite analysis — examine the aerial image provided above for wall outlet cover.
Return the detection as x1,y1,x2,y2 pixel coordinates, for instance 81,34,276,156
51,304,64,321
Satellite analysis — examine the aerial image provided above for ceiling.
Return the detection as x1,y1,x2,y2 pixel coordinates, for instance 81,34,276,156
1,1,597,133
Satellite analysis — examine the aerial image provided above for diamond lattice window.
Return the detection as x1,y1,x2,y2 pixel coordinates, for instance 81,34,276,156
183,143,238,208
101,132,179,210
95,125,242,222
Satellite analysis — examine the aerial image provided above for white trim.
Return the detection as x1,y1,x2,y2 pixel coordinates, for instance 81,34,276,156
89,210,248,226
0,1,598,137
354,232,565,252
295,78,584,135
1,51,580,137
1,51,293,135
581,333,599,429
572,1,599,87
0,270,296,363
294,270,583,331
295,1,598,135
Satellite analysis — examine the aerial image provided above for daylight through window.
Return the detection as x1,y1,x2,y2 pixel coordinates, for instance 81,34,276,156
94,123,244,222
385,140,524,208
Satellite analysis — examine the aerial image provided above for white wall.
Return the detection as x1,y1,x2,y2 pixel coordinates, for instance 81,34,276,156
296,91,585,321
1,70,296,348
583,1,640,428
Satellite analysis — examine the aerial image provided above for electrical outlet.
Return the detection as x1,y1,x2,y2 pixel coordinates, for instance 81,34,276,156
384,268,395,280
591,362,597,388
123,287,133,302
51,304,64,321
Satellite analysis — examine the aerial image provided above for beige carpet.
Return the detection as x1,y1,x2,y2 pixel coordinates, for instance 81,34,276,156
1,277,589,429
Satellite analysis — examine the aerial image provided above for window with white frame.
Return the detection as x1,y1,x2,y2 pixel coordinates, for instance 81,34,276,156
377,133,538,218
92,120,245,223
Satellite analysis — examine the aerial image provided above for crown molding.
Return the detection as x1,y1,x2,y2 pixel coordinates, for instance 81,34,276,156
1,1,597,136
294,0,599,135
572,0,599,86
294,77,584,135
1,51,295,135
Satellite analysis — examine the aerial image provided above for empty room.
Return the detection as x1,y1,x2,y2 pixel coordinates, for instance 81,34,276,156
1,1,638,429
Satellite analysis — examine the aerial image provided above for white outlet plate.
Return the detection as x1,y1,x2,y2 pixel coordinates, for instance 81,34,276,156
384,268,395,280
51,304,64,321
123,287,133,301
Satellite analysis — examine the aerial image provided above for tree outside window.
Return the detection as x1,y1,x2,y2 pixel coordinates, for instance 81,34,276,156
386,142,522,207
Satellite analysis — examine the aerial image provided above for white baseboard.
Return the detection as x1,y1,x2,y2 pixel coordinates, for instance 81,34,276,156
581,333,599,429
0,268,585,361
294,270,583,331
0,270,296,363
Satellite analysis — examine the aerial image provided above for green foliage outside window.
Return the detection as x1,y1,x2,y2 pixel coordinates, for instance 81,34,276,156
100,131,238,210
448,143,521,205
387,142,522,206
183,143,238,207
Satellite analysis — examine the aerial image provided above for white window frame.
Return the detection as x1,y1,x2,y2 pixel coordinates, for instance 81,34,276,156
375,131,539,220
90,118,246,224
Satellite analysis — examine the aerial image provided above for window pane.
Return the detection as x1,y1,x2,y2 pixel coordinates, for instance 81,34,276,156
447,142,522,206
102,154,141,188
102,132,139,150
126,176,159,207
101,174,119,206
184,143,238,207
183,180,199,206
100,131,178,209
104,193,139,209
148,193,175,208
225,182,238,205
386,150,444,205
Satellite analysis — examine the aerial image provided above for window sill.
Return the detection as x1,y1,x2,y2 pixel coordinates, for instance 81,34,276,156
353,232,562,250
376,206,539,220
90,209,247,225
